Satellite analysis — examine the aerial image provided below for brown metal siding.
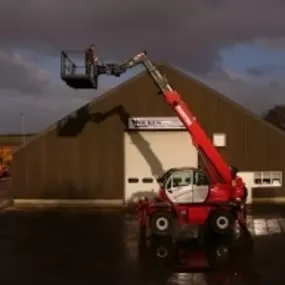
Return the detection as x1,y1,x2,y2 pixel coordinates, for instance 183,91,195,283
252,187,285,199
168,69,285,168
12,65,285,199
12,73,173,199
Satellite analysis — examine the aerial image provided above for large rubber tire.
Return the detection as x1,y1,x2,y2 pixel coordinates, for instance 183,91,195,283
149,212,173,236
209,210,235,236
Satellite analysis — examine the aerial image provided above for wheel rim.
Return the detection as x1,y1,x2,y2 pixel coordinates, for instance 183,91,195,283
156,246,168,258
156,217,169,231
216,216,229,230
216,246,229,260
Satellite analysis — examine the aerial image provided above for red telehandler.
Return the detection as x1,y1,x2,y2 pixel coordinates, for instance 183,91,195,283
61,50,249,241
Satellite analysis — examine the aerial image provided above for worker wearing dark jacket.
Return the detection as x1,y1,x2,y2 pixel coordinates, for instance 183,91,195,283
85,44,99,76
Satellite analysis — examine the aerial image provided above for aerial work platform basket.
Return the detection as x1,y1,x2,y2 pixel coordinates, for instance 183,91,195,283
60,51,125,90
60,51,98,89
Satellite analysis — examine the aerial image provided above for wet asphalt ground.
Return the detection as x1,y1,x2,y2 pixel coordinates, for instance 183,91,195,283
0,206,284,285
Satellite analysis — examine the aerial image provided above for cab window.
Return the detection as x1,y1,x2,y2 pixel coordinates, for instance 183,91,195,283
194,171,209,186
166,170,193,189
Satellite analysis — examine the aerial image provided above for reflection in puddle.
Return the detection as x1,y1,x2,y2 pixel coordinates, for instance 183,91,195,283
253,218,283,236
123,215,140,261
254,219,267,236
123,214,284,285
139,232,254,285
267,219,281,234
168,273,206,285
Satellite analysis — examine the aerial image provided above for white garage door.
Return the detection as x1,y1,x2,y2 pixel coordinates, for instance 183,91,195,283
124,131,198,203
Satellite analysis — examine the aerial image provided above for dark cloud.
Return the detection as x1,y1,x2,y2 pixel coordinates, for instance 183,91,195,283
246,67,266,77
200,68,285,113
0,47,99,132
1,0,285,73
246,64,285,77
0,49,132,132
0,87,96,133
0,49,51,94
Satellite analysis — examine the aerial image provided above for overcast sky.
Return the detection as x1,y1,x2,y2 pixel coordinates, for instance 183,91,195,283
0,0,285,133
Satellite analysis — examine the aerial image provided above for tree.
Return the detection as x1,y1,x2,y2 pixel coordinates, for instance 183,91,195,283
263,105,285,131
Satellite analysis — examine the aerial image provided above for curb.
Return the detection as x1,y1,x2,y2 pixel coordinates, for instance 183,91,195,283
252,198,285,204
13,199,124,206
0,199,14,211
9,199,125,211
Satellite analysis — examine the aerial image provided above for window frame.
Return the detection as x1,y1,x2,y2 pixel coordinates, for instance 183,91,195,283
253,171,282,187
193,170,210,186
165,169,193,190
142,177,154,184
127,177,139,183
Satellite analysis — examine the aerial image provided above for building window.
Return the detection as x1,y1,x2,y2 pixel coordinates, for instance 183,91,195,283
127,178,139,183
212,133,226,147
254,171,282,187
142,178,154,183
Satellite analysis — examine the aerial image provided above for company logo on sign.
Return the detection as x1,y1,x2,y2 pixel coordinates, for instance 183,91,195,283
128,117,186,130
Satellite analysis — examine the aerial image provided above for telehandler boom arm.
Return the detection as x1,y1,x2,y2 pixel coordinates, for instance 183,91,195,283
119,51,233,185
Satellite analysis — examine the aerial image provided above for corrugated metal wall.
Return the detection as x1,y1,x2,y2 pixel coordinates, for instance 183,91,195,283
169,68,285,171
12,66,285,199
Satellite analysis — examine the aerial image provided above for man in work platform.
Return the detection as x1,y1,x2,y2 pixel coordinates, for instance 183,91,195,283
85,44,100,77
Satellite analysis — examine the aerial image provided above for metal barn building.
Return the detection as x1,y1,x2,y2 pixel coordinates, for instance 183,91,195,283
12,65,285,205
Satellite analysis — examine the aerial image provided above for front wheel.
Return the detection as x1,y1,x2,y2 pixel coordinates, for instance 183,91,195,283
149,212,173,236
209,210,235,236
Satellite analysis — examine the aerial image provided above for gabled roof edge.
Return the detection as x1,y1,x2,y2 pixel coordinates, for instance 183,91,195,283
15,61,285,155
14,69,150,154
162,63,285,139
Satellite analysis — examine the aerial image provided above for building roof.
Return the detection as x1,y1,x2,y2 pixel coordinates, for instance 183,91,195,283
165,65,285,138
14,64,285,152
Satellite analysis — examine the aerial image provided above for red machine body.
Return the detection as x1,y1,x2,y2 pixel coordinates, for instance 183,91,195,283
154,177,245,226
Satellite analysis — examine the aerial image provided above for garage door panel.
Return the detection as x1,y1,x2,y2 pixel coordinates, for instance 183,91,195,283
124,131,198,203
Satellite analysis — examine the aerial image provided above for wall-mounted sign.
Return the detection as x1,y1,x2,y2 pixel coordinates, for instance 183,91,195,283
128,117,186,130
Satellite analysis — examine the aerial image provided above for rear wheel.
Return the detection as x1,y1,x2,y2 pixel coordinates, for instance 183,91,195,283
209,209,235,236
149,212,173,236
150,237,175,263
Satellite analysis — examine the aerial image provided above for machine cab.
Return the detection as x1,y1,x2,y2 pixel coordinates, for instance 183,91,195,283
158,167,210,204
